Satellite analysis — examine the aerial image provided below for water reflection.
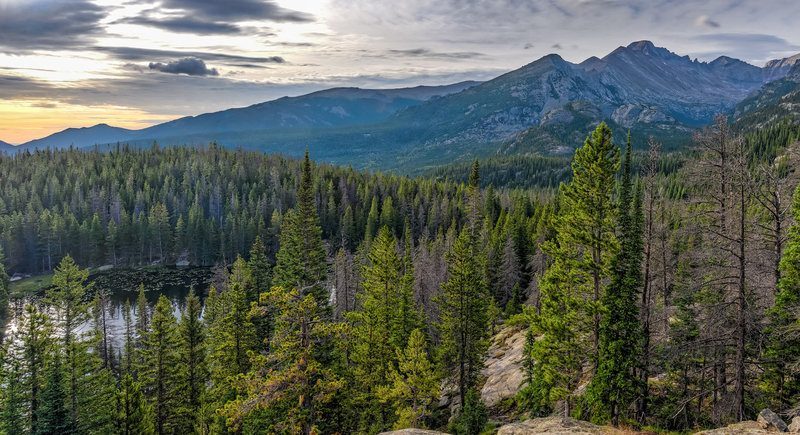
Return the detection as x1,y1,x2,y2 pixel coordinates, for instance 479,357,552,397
4,270,211,349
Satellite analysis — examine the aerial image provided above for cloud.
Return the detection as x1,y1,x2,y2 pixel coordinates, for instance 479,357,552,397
690,33,800,64
0,0,107,51
161,0,313,22
387,48,485,60
96,46,286,66
694,15,720,28
148,58,219,76
117,0,313,35
119,16,242,35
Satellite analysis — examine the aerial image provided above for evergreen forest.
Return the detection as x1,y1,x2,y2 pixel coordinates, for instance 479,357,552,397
2,117,800,434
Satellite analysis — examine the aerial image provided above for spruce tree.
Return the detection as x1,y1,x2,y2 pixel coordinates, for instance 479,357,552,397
586,137,644,425
1,357,25,435
765,183,800,411
436,227,490,408
47,254,92,428
223,285,343,434
115,374,154,435
35,355,70,435
247,236,274,352
138,295,179,435
395,221,424,350
273,150,328,306
347,225,405,430
176,288,208,434
437,160,490,408
21,304,53,434
563,122,620,366
0,246,9,322
381,328,440,430
525,123,620,416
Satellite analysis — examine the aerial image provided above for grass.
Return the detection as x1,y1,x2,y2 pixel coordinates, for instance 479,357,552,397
9,273,54,298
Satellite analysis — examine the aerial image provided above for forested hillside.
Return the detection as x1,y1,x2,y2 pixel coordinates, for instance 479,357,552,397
1,116,800,434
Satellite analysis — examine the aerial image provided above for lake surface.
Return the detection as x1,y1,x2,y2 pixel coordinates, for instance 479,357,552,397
4,267,213,348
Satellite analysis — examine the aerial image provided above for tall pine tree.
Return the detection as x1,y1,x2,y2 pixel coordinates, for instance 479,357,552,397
273,149,328,306
437,160,490,408
138,295,180,435
586,136,644,425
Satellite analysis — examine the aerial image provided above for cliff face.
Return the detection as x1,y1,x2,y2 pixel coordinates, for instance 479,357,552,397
481,326,527,408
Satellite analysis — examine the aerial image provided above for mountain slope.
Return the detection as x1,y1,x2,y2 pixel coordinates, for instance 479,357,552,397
0,140,15,151
13,42,800,172
18,82,479,151
734,63,800,129
136,81,480,139
19,124,136,150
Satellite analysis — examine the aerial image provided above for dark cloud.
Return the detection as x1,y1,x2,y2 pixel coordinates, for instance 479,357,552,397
96,46,286,65
119,16,242,35
551,43,563,49
524,43,534,50
0,0,107,51
161,0,313,22
121,0,313,35
388,48,485,60
149,58,219,76
694,15,720,28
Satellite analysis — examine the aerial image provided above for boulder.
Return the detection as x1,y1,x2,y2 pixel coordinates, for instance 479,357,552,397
698,421,776,434
379,430,448,435
480,327,527,408
496,417,607,434
758,408,788,432
788,416,800,433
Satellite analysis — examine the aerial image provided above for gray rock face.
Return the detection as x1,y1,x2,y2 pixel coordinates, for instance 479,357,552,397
611,104,674,128
757,408,788,432
480,327,527,408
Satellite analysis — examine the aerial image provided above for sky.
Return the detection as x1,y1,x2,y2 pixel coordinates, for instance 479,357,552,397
1,0,799,144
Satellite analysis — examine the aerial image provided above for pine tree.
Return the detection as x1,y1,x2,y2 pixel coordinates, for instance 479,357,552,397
115,374,154,435
21,304,53,434
347,225,405,430
765,183,800,411
246,235,272,302
586,137,644,425
381,329,440,430
524,123,620,416
247,236,274,352
175,288,208,434
1,357,25,435
138,295,179,435
47,254,93,429
563,122,620,366
450,387,488,435
437,160,490,408
35,355,70,435
0,246,9,322
395,221,424,350
223,285,344,434
211,279,257,378
273,150,328,306
122,299,135,377
436,226,490,408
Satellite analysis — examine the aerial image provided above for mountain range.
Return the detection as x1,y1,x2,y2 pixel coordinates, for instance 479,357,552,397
4,41,800,171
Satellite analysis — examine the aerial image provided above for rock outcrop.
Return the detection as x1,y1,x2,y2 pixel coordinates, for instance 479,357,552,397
480,326,527,408
789,416,800,432
757,408,789,432
378,429,449,435
496,417,612,434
